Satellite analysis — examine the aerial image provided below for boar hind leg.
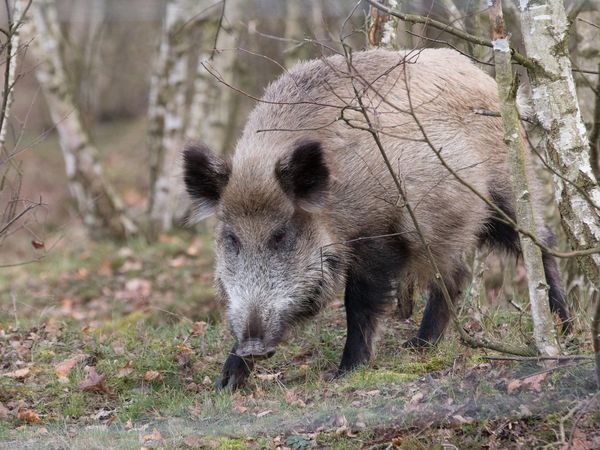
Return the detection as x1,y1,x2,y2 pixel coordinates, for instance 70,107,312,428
337,236,406,376
216,345,254,391
540,230,571,333
403,265,469,348
479,193,571,332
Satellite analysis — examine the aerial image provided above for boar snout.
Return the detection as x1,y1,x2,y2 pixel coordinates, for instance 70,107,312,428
236,339,276,359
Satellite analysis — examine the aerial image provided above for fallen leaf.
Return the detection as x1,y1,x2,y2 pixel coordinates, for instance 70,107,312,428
521,373,547,392
143,427,162,442
507,379,522,395
190,321,207,336
144,370,163,382
3,368,30,379
38,427,48,434
18,408,41,424
55,354,87,381
177,343,193,355
410,392,424,405
255,372,282,381
31,240,45,250
255,410,272,418
507,373,547,394
79,366,110,393
233,401,248,413
116,361,134,378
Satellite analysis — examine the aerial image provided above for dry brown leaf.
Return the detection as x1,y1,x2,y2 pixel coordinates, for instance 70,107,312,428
255,372,282,381
177,343,193,355
507,373,547,394
143,427,162,442
190,321,207,336
255,410,272,418
31,240,45,250
233,402,248,414
521,373,547,393
3,368,30,379
79,366,110,393
18,408,41,424
410,392,424,405
144,370,163,382
116,362,134,378
507,379,522,395
55,354,87,380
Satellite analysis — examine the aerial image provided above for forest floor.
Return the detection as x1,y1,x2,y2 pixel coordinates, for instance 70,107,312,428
1,231,599,449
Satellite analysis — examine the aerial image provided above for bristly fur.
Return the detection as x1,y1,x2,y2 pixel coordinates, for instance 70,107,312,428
182,48,569,389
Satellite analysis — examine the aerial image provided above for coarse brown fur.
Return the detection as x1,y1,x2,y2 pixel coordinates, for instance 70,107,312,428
183,49,569,390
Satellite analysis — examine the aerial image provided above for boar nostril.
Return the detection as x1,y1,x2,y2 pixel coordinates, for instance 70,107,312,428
236,339,276,359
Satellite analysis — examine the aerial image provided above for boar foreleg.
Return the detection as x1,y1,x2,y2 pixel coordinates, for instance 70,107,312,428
215,345,254,391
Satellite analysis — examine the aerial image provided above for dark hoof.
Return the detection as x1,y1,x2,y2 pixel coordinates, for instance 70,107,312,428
215,354,253,392
402,336,432,350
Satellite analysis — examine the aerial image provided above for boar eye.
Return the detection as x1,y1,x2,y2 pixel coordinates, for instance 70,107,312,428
269,226,293,251
223,231,240,255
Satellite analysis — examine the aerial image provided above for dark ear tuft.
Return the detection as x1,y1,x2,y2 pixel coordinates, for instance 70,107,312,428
183,143,230,221
275,140,330,212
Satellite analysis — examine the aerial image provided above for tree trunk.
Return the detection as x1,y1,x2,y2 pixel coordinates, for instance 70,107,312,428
148,0,197,235
25,0,138,240
186,0,244,152
519,0,600,290
0,0,30,245
368,0,399,49
0,0,28,151
489,0,559,357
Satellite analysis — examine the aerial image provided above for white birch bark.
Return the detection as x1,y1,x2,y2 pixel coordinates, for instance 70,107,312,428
368,0,399,49
0,0,27,151
186,0,244,152
25,0,138,239
519,0,600,289
490,0,559,357
148,0,196,233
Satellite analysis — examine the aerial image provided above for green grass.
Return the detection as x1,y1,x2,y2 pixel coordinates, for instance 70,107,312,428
1,231,598,449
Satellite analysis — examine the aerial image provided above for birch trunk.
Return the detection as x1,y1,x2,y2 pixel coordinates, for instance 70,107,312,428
25,0,138,239
368,0,399,49
148,0,196,234
0,0,28,151
519,0,600,289
489,0,559,357
0,0,29,244
186,0,244,152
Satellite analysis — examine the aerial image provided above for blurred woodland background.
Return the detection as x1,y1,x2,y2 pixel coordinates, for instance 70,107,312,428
1,0,600,447
3,0,599,322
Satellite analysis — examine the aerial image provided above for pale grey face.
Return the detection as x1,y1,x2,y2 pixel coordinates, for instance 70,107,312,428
183,138,341,359
214,206,342,359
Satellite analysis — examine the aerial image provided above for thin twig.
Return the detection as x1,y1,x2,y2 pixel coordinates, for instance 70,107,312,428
364,0,538,71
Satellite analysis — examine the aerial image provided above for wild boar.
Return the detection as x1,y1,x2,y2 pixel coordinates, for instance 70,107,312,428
183,48,569,390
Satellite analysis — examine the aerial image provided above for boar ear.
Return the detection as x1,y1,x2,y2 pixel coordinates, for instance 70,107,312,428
275,140,330,212
183,143,230,221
